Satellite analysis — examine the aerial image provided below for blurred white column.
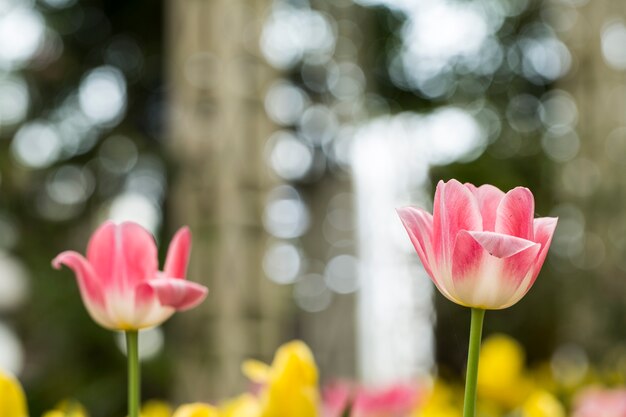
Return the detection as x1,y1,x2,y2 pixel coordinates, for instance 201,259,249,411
352,116,435,384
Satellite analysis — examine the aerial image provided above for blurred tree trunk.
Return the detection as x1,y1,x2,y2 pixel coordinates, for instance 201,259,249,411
293,1,368,383
297,174,357,381
553,1,626,352
165,0,291,401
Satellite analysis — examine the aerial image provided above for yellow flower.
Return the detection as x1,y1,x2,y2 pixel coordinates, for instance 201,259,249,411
0,370,28,417
141,400,172,417
220,394,260,417
478,334,533,408
242,340,319,417
414,380,462,417
172,403,219,417
520,390,565,417
417,402,461,417
42,400,88,417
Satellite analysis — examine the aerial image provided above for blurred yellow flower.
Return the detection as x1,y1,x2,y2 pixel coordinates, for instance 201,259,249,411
478,334,533,408
521,390,565,417
0,370,28,417
530,363,558,394
475,402,503,417
172,403,219,417
417,402,461,417
220,394,260,417
141,400,172,417
414,380,461,417
242,340,319,417
42,400,88,417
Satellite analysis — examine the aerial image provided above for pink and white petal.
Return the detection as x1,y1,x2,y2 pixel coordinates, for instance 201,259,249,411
466,231,538,258
103,291,138,330
452,233,540,309
498,239,546,309
531,217,558,281
463,183,478,193
52,251,113,328
87,222,158,291
131,284,174,329
118,222,159,284
432,180,482,268
142,278,208,311
500,270,537,310
500,240,541,286
472,185,505,232
432,180,444,258
164,227,191,279
489,219,555,309
481,243,540,309
396,207,435,277
85,221,117,286
466,231,540,287
134,306,174,330
86,308,117,330
100,291,166,330
134,281,157,310
495,187,535,240
52,251,105,308
451,230,485,286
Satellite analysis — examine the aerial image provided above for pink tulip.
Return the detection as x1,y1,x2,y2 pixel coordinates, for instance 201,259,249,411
322,382,422,417
397,180,557,309
351,383,421,417
572,388,626,417
322,382,352,417
52,221,208,330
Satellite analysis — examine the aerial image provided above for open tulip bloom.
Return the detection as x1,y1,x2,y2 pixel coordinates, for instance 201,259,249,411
397,179,557,417
52,221,208,417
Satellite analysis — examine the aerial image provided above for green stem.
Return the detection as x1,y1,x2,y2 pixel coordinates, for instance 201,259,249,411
463,308,485,417
126,330,140,417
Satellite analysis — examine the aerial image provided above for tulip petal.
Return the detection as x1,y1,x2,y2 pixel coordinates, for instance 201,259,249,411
495,240,542,309
452,231,541,309
466,231,541,282
499,240,541,285
451,230,484,283
466,231,538,258
87,221,158,291
531,217,558,280
52,251,114,328
141,278,208,311
352,384,419,415
396,207,435,277
433,180,482,268
52,251,104,308
495,187,535,240
164,227,191,279
467,184,505,232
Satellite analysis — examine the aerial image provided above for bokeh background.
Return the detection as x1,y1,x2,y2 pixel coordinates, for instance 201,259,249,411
0,0,622,415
